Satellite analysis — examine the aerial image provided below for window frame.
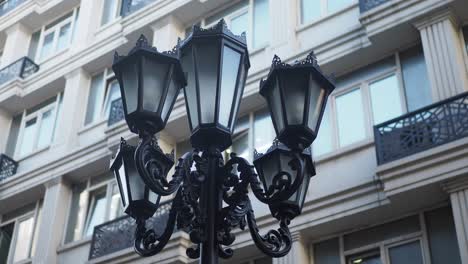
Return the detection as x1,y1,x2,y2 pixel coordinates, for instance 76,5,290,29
310,208,438,264
313,53,408,158
83,68,119,127
35,8,79,63
0,201,41,264
63,175,124,244
461,23,468,73
200,0,270,50
14,94,62,159
100,0,122,27
298,0,357,26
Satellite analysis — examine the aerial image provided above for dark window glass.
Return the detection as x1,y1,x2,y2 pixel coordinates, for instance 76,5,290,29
314,238,341,264
344,215,420,251
400,45,432,111
388,240,423,264
425,206,462,264
347,250,381,264
463,26,468,53
0,223,14,263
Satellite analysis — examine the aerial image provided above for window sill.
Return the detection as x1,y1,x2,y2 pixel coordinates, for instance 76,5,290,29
314,138,374,165
15,145,50,163
36,48,70,66
95,17,123,36
250,44,268,57
57,237,92,253
13,258,32,264
78,119,107,135
296,2,358,34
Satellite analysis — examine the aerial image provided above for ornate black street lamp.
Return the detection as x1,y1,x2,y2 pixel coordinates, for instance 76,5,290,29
110,19,335,264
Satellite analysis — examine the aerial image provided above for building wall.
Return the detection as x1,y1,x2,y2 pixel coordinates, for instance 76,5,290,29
0,0,467,264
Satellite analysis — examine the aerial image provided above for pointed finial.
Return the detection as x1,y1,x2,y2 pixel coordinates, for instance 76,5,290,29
217,18,227,29
113,51,120,62
136,34,149,48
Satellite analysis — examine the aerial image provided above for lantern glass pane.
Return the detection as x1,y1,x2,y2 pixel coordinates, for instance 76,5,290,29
195,42,220,124
120,61,139,113
265,77,285,134
117,165,128,207
127,158,146,201
141,57,169,113
307,77,326,132
219,46,241,127
181,49,199,129
282,72,308,125
161,78,179,123
148,189,159,206
230,62,247,130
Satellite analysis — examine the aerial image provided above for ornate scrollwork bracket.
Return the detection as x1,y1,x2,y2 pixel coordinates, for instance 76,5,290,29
134,132,182,196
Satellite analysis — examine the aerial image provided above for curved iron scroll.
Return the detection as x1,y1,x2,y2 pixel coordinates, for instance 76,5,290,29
134,190,182,256
134,133,183,196
224,152,305,205
219,153,294,258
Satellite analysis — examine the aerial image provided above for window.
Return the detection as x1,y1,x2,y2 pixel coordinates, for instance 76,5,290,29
14,94,62,158
202,0,270,49
65,174,124,243
0,202,41,264
313,212,446,264
35,9,79,62
101,0,121,26
84,69,121,125
335,88,366,147
310,48,430,157
301,0,354,24
240,257,272,264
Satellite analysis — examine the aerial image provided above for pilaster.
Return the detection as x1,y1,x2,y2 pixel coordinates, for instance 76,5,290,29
55,68,90,150
415,9,468,101
72,0,99,52
1,23,31,67
33,177,72,264
0,108,12,153
272,232,309,264
443,176,468,264
150,15,184,51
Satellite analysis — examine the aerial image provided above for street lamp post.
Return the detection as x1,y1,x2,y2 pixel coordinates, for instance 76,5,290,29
110,19,335,264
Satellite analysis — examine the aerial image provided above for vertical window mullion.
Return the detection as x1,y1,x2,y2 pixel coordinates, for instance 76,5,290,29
361,82,373,138
395,53,409,114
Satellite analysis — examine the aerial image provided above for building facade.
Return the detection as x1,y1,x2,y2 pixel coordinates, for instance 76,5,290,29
0,0,468,263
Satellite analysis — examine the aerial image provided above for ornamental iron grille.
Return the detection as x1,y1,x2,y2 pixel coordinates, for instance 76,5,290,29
0,154,18,182
89,201,172,260
359,0,391,12
0,57,39,87
0,0,27,17
374,91,468,165
108,98,125,126
120,0,155,17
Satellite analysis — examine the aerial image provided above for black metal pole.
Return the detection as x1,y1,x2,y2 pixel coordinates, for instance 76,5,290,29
199,148,221,264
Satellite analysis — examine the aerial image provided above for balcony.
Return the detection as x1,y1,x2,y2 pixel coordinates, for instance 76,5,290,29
107,98,125,126
359,0,391,12
0,57,39,87
120,0,156,17
0,154,18,182
0,0,27,17
374,92,468,165
89,201,172,260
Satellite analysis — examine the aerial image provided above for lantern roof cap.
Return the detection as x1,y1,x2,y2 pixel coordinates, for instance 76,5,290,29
112,35,187,86
179,19,250,68
259,51,335,97
110,138,134,170
254,138,312,161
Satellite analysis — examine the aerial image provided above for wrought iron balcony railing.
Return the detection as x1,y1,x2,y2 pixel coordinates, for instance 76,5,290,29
120,0,156,17
0,57,39,87
374,91,468,165
108,98,125,126
0,154,18,182
0,0,27,17
89,201,172,260
359,0,391,13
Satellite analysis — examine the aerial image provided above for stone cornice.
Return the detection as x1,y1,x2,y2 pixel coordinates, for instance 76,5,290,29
442,175,468,193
